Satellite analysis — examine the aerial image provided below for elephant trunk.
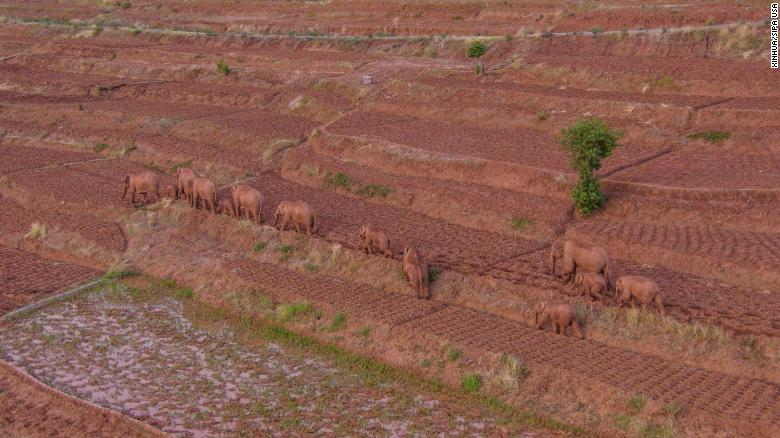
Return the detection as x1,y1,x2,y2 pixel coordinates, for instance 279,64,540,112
122,175,129,200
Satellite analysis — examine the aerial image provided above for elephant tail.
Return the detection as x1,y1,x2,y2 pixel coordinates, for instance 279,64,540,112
311,215,319,235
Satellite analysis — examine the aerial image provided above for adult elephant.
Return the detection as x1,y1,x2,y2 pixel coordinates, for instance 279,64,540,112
231,184,264,225
122,172,160,204
548,239,614,289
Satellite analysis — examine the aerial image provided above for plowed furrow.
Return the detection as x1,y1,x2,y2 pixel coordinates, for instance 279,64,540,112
399,306,780,426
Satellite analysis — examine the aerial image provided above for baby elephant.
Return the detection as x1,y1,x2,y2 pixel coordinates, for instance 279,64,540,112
359,225,393,258
274,200,318,236
232,184,264,225
188,177,217,213
217,197,236,217
573,272,607,302
615,276,665,315
403,245,430,299
534,302,584,339
122,171,160,204
161,183,178,200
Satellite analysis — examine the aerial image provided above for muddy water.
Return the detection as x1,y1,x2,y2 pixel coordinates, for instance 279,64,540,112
0,286,542,437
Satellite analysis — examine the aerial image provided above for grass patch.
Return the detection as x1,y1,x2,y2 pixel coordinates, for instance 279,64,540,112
131,28,141,36
92,25,103,36
614,414,632,431
356,183,393,198
121,143,137,156
447,349,462,361
536,111,549,121
687,131,730,143
509,217,531,231
590,26,603,34
102,267,140,281
216,59,231,75
277,244,295,262
427,266,440,283
275,302,313,322
24,222,47,240
304,262,319,272
93,143,109,153
461,374,482,392
252,242,266,253
323,172,352,191
262,139,297,162
174,287,194,300
357,326,371,337
628,394,647,414
329,313,347,331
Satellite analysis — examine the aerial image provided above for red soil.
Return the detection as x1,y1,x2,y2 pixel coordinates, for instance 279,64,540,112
0,361,161,437
0,247,97,315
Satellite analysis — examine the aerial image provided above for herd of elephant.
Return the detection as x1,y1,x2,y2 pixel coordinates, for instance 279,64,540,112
123,169,666,340
122,169,431,300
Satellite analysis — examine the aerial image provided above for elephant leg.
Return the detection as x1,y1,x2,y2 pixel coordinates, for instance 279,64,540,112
570,319,584,339
130,188,136,204
280,216,290,231
536,315,548,330
655,296,665,315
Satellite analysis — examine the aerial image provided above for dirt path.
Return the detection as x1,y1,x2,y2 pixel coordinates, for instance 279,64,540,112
0,285,550,437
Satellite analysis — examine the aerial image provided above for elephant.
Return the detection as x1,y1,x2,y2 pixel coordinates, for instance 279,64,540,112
573,271,607,302
615,276,665,315
534,301,584,338
549,239,614,289
273,200,318,236
188,177,217,213
359,225,393,258
232,184,264,225
403,245,430,299
122,172,160,204
176,167,198,203
217,197,236,217
161,183,178,200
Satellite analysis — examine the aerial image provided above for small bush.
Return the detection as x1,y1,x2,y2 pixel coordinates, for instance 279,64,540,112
304,262,319,272
509,217,531,231
688,130,730,143
536,111,549,121
461,374,482,392
216,59,231,76
447,349,462,361
705,16,717,26
663,401,685,418
323,172,352,191
329,313,347,331
560,118,622,216
590,26,603,34
93,143,108,153
466,40,487,58
421,358,433,368
356,183,393,198
357,326,371,337
92,25,103,36
102,267,139,280
276,302,312,322
277,244,295,261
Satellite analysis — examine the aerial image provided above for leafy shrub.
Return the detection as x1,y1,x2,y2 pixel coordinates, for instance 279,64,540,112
216,59,231,75
92,25,103,36
357,183,393,198
461,374,482,392
536,111,549,121
628,394,647,414
560,118,621,216
447,349,462,361
466,40,487,58
428,266,440,283
688,130,730,143
323,172,352,190
24,222,47,240
590,26,604,34
174,287,194,300
93,143,108,153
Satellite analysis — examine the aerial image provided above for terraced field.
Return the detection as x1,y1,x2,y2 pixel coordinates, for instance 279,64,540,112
0,0,777,436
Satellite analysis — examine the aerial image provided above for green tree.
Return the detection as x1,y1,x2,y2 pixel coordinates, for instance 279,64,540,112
560,118,621,215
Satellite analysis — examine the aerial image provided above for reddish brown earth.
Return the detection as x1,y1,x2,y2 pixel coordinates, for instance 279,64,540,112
0,361,161,437
0,1,777,435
